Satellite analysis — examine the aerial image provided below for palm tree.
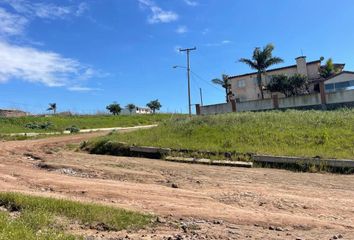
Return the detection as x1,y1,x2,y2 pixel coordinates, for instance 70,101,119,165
47,103,57,115
239,44,283,99
212,74,231,102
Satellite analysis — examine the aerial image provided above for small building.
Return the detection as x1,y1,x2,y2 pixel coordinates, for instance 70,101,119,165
121,107,152,115
228,56,352,102
0,109,28,117
136,107,152,114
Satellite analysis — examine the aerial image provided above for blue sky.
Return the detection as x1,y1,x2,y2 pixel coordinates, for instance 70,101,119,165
1,0,354,114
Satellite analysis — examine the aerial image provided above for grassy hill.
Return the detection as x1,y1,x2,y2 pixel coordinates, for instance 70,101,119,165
88,110,354,159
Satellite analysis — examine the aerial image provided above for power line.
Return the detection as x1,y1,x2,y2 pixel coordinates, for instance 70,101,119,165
190,71,224,92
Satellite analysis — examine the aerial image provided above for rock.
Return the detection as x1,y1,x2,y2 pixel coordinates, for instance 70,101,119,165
227,224,239,230
92,222,111,231
269,226,275,230
0,206,8,212
275,226,284,231
156,216,167,223
213,220,223,224
224,152,232,159
171,183,179,188
181,223,188,233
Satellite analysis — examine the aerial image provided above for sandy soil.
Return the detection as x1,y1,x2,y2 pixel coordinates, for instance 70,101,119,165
0,132,353,239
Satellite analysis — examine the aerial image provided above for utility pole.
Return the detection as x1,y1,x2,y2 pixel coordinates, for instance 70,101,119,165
179,47,196,117
199,88,203,106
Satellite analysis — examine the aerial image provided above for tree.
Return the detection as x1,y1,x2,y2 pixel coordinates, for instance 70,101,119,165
267,74,308,97
126,104,136,115
146,99,161,114
212,74,231,102
320,58,341,79
106,102,122,115
239,44,283,99
47,103,57,114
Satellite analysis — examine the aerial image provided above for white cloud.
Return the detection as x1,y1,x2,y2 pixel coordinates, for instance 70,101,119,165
138,0,178,24
184,0,198,6
3,0,89,20
221,40,231,44
0,2,99,91
203,40,232,47
0,40,95,87
0,7,27,36
202,28,209,35
176,25,188,34
76,2,89,17
68,86,101,92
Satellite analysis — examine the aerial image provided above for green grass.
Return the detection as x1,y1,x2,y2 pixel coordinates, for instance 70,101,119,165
0,192,152,240
86,109,354,159
0,114,176,134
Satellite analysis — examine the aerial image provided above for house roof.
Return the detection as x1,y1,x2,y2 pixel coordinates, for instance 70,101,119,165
229,60,322,79
325,71,354,80
309,71,354,84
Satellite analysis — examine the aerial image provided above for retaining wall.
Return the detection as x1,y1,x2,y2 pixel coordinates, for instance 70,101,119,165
199,89,354,115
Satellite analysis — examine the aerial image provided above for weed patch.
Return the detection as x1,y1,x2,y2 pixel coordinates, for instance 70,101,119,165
0,192,152,240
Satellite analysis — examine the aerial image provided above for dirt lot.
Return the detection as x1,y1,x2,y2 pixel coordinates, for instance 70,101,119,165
1,132,354,239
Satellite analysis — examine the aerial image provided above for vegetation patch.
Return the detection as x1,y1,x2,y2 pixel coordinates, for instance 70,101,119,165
84,110,354,160
0,192,152,240
0,114,175,134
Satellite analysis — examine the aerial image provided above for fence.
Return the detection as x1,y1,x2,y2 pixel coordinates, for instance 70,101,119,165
197,88,354,115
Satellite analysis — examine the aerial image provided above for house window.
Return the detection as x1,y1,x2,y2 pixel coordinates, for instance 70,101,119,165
326,80,354,92
335,81,350,90
237,79,246,88
325,83,335,92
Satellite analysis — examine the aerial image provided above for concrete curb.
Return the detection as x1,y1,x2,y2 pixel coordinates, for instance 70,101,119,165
253,155,354,168
130,146,171,155
165,156,253,168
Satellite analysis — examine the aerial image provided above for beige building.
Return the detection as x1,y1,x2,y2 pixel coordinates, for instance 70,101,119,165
0,109,28,117
228,56,348,102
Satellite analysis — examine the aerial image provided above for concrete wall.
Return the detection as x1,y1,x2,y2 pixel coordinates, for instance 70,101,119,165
278,93,321,108
200,102,233,115
237,98,273,112
327,89,354,104
199,89,354,115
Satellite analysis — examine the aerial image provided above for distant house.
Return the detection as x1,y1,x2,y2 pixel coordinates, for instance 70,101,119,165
229,56,353,102
0,109,28,117
121,107,152,115
136,107,152,114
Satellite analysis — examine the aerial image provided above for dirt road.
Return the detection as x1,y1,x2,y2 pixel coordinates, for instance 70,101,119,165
1,132,353,239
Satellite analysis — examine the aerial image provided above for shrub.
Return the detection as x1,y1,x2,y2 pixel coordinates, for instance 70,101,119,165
65,125,80,133
24,122,53,130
